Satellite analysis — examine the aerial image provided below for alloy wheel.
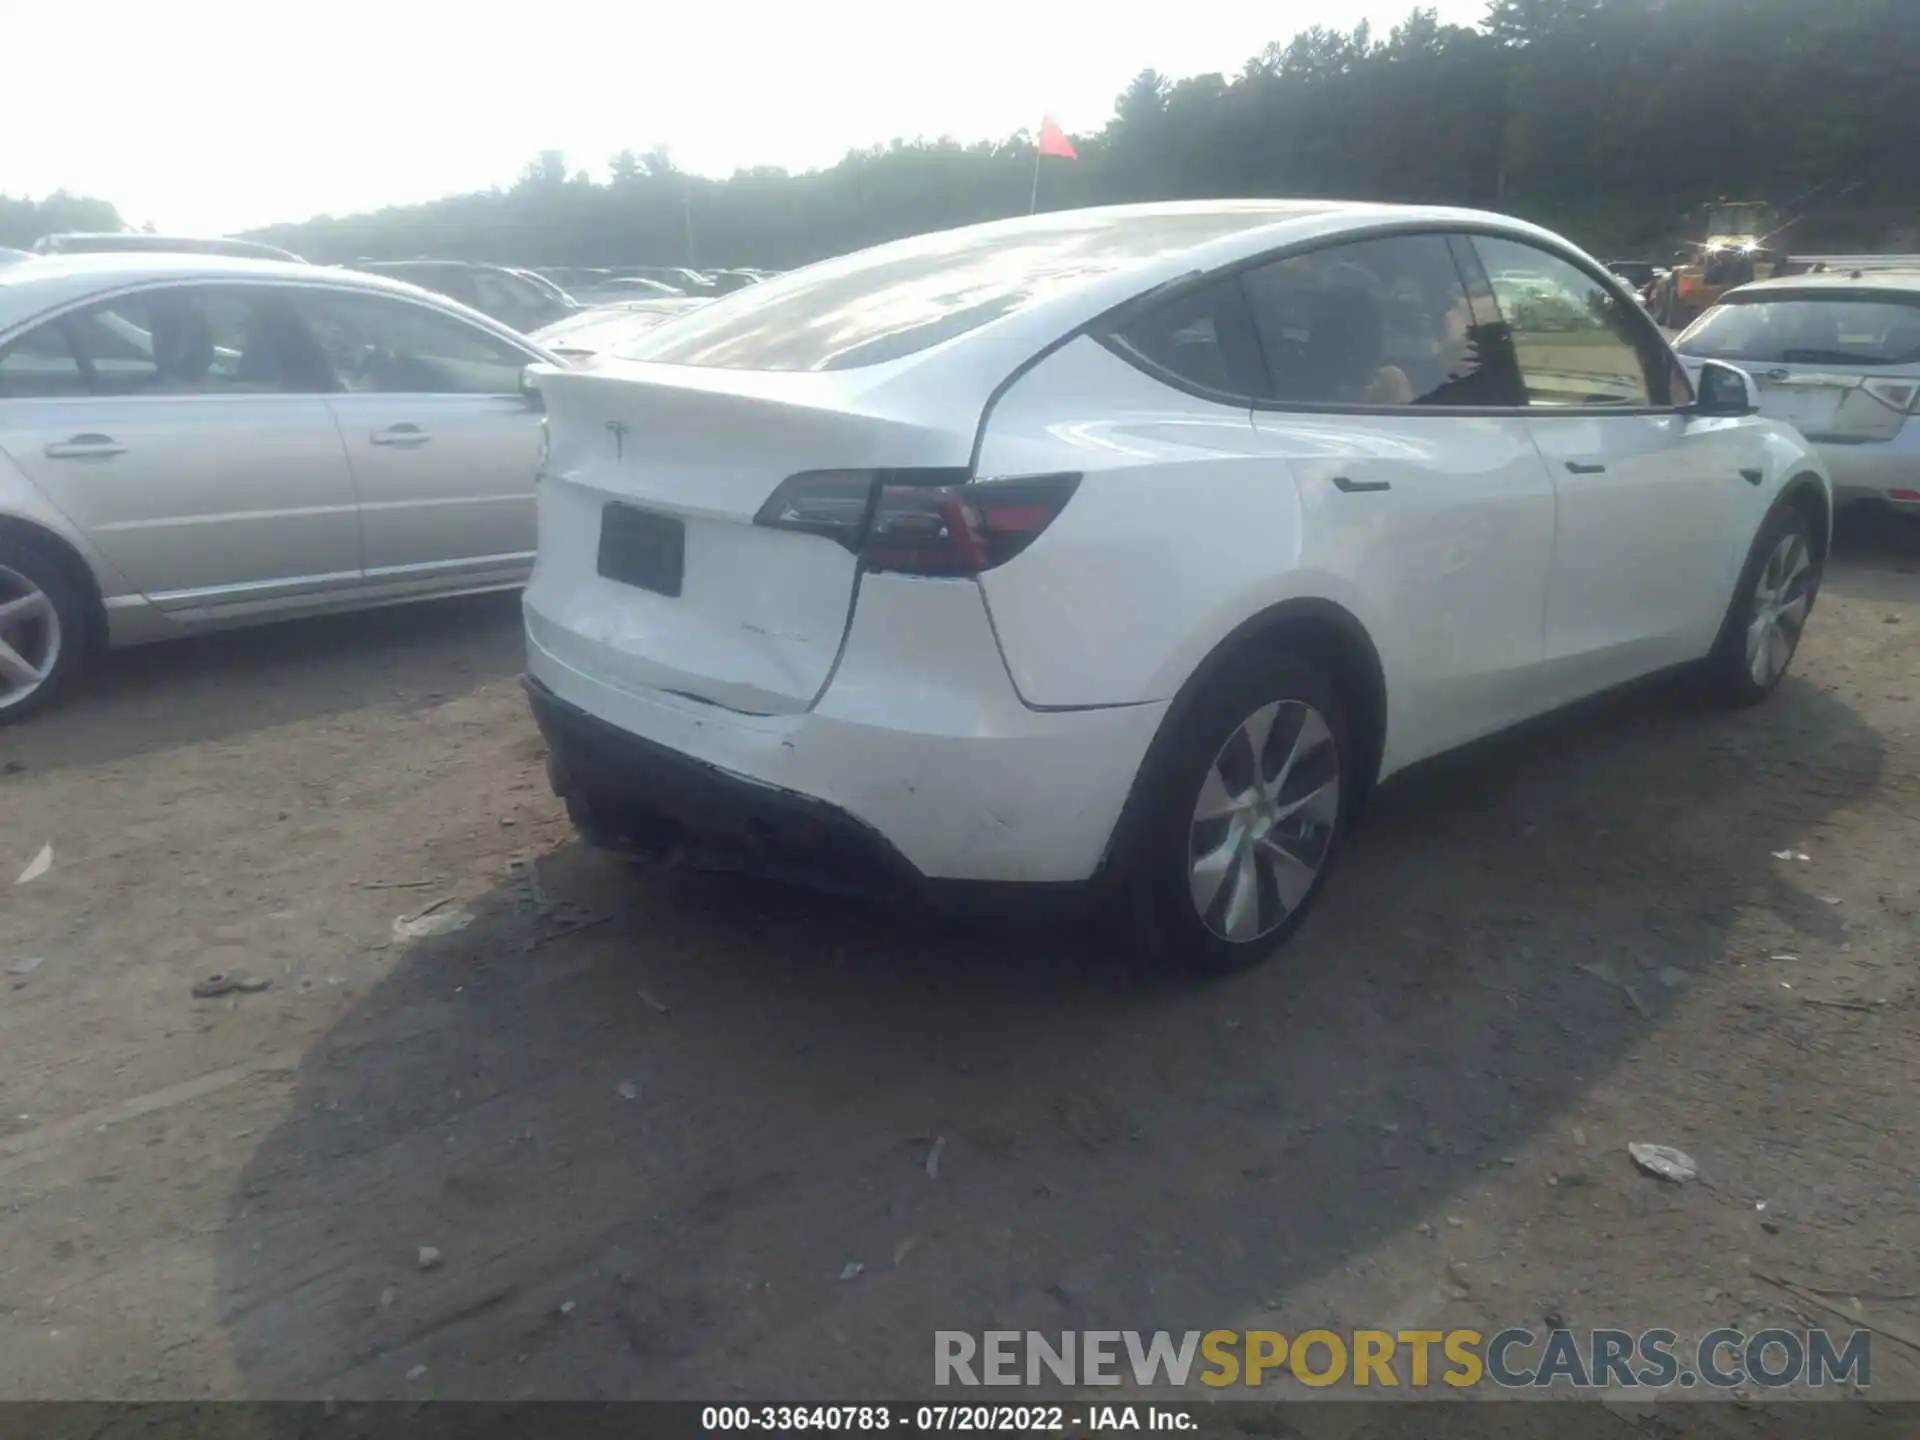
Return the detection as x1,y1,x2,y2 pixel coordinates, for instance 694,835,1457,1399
0,564,61,715
1745,531,1813,688
1188,699,1341,943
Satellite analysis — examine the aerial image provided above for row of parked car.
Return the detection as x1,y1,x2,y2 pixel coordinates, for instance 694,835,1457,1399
2,202,1913,971
9,232,766,338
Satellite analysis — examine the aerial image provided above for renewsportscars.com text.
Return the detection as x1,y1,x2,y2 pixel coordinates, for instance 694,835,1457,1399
934,1327,1870,1390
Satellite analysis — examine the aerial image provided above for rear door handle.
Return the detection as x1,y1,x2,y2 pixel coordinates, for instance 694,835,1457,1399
43,433,125,460
370,424,430,448
1564,461,1607,475
1739,467,1763,485
1331,475,1392,494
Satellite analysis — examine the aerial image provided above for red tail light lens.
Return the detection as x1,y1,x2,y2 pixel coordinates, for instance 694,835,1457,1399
754,470,1080,576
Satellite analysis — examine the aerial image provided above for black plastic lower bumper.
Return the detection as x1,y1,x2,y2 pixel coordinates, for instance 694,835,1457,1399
523,676,929,900
523,676,1099,921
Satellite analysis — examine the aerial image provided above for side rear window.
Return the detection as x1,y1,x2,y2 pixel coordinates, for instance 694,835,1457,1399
1105,276,1268,402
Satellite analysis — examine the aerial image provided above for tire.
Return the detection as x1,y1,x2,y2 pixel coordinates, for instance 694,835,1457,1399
1704,503,1821,707
1122,650,1354,976
0,533,90,725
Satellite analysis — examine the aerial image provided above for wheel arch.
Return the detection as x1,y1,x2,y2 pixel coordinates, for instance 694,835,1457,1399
1776,470,1831,566
1096,596,1390,882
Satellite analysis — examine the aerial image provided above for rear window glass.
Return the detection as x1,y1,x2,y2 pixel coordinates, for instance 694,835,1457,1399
620,206,1322,372
1678,294,1920,367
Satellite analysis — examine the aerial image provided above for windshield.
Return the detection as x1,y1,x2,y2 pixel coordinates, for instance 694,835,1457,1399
1705,205,1763,237
1677,293,1920,367
621,206,1317,372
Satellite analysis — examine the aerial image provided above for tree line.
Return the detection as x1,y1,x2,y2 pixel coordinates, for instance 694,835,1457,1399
9,0,1917,267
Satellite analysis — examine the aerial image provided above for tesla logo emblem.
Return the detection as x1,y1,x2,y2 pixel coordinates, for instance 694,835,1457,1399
606,421,629,460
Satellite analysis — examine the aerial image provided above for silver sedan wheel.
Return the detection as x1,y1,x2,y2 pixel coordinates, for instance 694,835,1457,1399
0,564,62,714
1746,531,1813,688
1188,699,1341,944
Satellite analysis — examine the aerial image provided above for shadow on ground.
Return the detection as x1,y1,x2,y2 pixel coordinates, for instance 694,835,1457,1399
0,592,523,775
216,658,1884,1400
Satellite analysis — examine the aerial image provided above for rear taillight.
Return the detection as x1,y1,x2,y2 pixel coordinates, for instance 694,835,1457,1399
754,470,1080,577
1862,378,1920,414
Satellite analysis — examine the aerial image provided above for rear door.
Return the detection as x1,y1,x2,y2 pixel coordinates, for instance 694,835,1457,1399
1242,231,1560,762
1471,234,1754,692
289,287,546,586
0,283,360,610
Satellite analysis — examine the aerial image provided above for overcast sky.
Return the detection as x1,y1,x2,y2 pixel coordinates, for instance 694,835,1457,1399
8,0,1487,234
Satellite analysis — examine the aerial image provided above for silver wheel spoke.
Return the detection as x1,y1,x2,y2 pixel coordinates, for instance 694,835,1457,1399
1750,622,1776,684
0,635,43,687
1779,535,1808,586
0,566,61,707
1189,820,1243,915
1760,545,1784,599
0,591,49,628
1767,625,1792,680
1239,702,1280,784
1273,773,1340,826
1254,834,1321,911
1193,765,1246,824
1220,843,1262,941
1745,614,1771,683
1264,706,1331,803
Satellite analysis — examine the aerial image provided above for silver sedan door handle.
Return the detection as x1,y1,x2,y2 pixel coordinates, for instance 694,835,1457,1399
43,433,126,460
370,424,430,448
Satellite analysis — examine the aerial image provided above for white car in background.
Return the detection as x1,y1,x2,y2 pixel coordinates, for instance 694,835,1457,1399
522,201,1831,972
0,254,557,719
1675,270,1920,515
529,297,710,364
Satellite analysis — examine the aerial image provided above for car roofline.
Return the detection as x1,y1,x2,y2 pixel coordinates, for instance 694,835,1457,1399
843,201,1605,397
558,201,1593,424
0,254,564,363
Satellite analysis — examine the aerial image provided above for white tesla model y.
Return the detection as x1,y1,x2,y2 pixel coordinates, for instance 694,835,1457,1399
521,201,1831,972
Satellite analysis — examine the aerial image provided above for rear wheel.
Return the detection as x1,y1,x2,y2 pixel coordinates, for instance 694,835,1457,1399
0,536,88,724
1705,504,1820,706
1124,652,1352,975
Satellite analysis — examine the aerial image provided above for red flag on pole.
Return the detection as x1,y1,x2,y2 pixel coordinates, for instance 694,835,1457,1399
1037,117,1078,160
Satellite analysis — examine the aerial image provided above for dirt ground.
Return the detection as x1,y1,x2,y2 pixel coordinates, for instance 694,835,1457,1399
1,514,1917,1409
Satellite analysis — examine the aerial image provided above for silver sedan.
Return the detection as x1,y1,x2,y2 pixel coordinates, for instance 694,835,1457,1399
0,254,558,719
